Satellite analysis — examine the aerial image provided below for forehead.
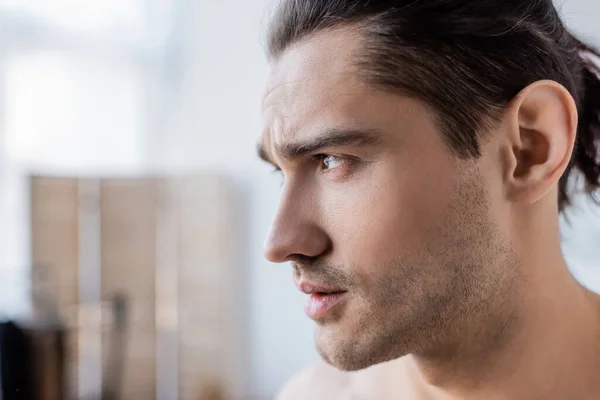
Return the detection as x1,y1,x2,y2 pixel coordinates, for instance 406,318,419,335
261,28,380,145
259,27,443,163
263,27,362,104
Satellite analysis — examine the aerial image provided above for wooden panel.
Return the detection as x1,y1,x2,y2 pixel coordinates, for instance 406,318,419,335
30,176,79,398
100,178,158,400
30,174,244,399
30,176,79,320
173,175,238,400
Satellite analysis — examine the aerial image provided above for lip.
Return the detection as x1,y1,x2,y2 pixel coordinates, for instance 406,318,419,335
296,280,348,319
305,292,347,320
296,280,345,295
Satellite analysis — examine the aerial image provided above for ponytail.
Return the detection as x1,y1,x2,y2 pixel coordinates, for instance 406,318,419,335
559,36,600,211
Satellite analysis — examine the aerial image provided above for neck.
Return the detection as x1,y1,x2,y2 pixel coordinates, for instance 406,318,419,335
409,205,600,400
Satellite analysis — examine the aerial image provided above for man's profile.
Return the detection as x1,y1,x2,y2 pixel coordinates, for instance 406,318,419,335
257,0,600,398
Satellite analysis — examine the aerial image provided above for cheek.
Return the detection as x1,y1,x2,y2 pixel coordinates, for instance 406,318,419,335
477,148,511,234
326,157,459,276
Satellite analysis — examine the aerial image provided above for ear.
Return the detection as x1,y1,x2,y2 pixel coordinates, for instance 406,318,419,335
503,80,578,206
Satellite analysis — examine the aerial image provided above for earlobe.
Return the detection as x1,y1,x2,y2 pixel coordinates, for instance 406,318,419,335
504,80,578,206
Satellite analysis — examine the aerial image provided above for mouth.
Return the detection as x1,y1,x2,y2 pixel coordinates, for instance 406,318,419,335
297,281,348,320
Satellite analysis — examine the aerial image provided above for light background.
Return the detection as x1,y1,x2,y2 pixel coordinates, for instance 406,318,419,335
0,0,598,398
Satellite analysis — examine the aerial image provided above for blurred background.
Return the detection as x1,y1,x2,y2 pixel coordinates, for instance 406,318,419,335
0,0,598,399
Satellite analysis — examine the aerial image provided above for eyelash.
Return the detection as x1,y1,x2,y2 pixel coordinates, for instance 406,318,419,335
313,154,327,169
271,154,340,171
271,154,353,186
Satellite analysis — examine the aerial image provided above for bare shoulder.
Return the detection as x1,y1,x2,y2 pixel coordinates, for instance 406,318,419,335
277,357,416,399
276,363,353,400
350,356,416,398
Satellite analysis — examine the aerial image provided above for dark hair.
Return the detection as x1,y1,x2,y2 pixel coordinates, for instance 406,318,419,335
267,0,600,211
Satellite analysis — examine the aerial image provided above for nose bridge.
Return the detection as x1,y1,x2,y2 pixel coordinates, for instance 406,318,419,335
263,182,328,263
278,181,312,225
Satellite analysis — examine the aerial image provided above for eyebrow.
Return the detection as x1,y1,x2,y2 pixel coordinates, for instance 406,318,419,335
257,128,383,165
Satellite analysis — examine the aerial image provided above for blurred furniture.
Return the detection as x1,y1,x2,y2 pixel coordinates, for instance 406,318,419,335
0,320,67,400
102,294,127,400
29,175,242,400
27,324,67,400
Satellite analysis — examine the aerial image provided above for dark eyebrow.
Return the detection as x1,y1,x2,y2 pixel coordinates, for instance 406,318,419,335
257,128,383,164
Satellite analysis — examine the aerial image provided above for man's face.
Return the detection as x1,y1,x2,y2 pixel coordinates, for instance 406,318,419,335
259,28,517,371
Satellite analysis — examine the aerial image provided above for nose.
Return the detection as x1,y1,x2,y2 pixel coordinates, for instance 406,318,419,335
263,194,329,263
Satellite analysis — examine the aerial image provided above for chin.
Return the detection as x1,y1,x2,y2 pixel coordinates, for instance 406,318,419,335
315,326,404,372
319,347,397,372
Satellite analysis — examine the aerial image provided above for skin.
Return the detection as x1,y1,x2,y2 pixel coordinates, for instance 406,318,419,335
258,26,600,400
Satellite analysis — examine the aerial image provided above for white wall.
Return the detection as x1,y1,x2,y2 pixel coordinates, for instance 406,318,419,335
554,0,600,290
558,0,600,41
